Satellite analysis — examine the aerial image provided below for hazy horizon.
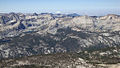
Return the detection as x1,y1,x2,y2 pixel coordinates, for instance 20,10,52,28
0,0,120,16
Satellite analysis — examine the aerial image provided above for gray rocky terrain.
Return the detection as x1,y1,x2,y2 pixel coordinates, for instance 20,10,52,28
0,13,120,68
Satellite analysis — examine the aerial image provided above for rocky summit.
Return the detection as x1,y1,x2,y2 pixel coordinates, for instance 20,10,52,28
0,13,120,68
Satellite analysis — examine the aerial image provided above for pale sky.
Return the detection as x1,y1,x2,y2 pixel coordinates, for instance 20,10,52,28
0,0,120,15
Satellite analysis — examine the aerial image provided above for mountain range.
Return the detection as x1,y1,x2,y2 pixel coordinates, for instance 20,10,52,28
0,13,120,68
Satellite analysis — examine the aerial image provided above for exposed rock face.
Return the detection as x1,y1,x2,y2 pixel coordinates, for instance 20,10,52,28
0,13,120,68
97,14,120,31
0,27,120,60
0,13,120,34
0,13,120,56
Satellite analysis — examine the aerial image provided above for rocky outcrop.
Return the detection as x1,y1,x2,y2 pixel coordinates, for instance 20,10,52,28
0,13,120,34
0,28,119,59
0,53,104,68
